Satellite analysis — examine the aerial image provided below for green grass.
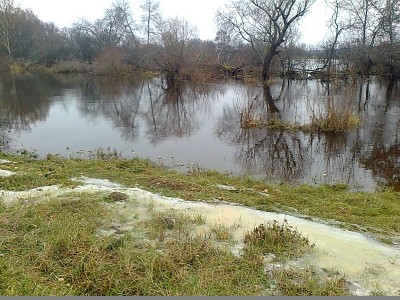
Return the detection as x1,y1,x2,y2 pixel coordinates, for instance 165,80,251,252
0,190,349,296
1,151,399,241
139,208,205,241
269,267,350,296
244,220,314,260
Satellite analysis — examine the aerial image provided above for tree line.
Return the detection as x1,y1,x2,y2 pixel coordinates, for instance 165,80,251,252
0,0,399,81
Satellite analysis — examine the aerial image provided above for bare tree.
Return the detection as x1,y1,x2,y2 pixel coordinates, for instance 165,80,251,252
0,0,20,64
215,29,231,63
155,17,197,80
216,0,315,81
377,0,400,77
322,0,400,78
342,0,383,75
73,0,137,49
0,1,66,66
140,0,160,45
379,0,400,44
320,0,353,78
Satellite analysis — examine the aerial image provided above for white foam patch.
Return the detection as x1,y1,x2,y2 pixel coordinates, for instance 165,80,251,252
0,169,15,177
72,176,123,188
0,159,13,164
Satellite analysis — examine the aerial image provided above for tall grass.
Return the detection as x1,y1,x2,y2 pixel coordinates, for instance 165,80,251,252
304,94,360,133
239,86,360,133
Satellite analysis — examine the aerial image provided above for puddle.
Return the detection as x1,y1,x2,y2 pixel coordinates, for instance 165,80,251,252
1,177,399,296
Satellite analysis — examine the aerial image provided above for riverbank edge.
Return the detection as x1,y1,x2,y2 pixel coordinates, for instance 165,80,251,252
1,151,399,246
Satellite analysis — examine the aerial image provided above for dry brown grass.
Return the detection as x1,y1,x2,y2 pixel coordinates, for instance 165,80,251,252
304,95,360,133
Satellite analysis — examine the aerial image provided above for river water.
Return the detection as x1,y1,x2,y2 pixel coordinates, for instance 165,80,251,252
1,73,400,191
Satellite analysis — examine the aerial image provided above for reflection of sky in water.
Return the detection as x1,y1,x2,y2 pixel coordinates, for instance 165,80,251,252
3,75,400,192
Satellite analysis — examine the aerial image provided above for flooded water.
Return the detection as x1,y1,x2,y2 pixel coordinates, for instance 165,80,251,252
1,72,400,191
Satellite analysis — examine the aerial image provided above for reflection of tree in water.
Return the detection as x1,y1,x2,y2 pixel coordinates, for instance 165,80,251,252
216,84,311,183
145,81,198,142
76,76,144,141
355,79,400,190
238,129,311,182
358,79,400,190
215,80,372,186
307,132,362,187
385,80,400,105
360,142,400,191
0,114,11,150
142,79,224,144
74,76,224,144
0,73,59,132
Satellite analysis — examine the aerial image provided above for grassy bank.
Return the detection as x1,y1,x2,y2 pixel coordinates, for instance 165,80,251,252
0,151,398,295
0,191,349,296
1,152,399,240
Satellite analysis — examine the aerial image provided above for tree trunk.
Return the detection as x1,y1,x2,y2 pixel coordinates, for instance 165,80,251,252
262,57,272,82
263,85,280,115
6,36,12,65
262,46,278,82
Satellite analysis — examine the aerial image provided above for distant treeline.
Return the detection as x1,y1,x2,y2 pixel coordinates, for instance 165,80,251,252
0,0,399,80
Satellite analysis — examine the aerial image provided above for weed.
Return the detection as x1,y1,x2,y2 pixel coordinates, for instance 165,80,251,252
51,60,91,74
270,267,350,296
211,223,234,242
244,220,314,260
303,91,360,133
140,209,205,241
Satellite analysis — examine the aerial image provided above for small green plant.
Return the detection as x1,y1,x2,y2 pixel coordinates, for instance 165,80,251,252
211,224,233,242
140,209,205,241
244,220,314,260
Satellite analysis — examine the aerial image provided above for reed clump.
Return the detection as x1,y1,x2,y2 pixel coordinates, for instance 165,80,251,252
239,94,360,133
303,96,360,133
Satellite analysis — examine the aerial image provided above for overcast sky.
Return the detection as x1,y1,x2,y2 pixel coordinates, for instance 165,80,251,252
15,0,330,46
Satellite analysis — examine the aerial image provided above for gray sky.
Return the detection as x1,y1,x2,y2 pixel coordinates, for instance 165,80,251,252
15,0,330,45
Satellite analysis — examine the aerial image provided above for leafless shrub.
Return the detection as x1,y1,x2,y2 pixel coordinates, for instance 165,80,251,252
51,60,90,73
